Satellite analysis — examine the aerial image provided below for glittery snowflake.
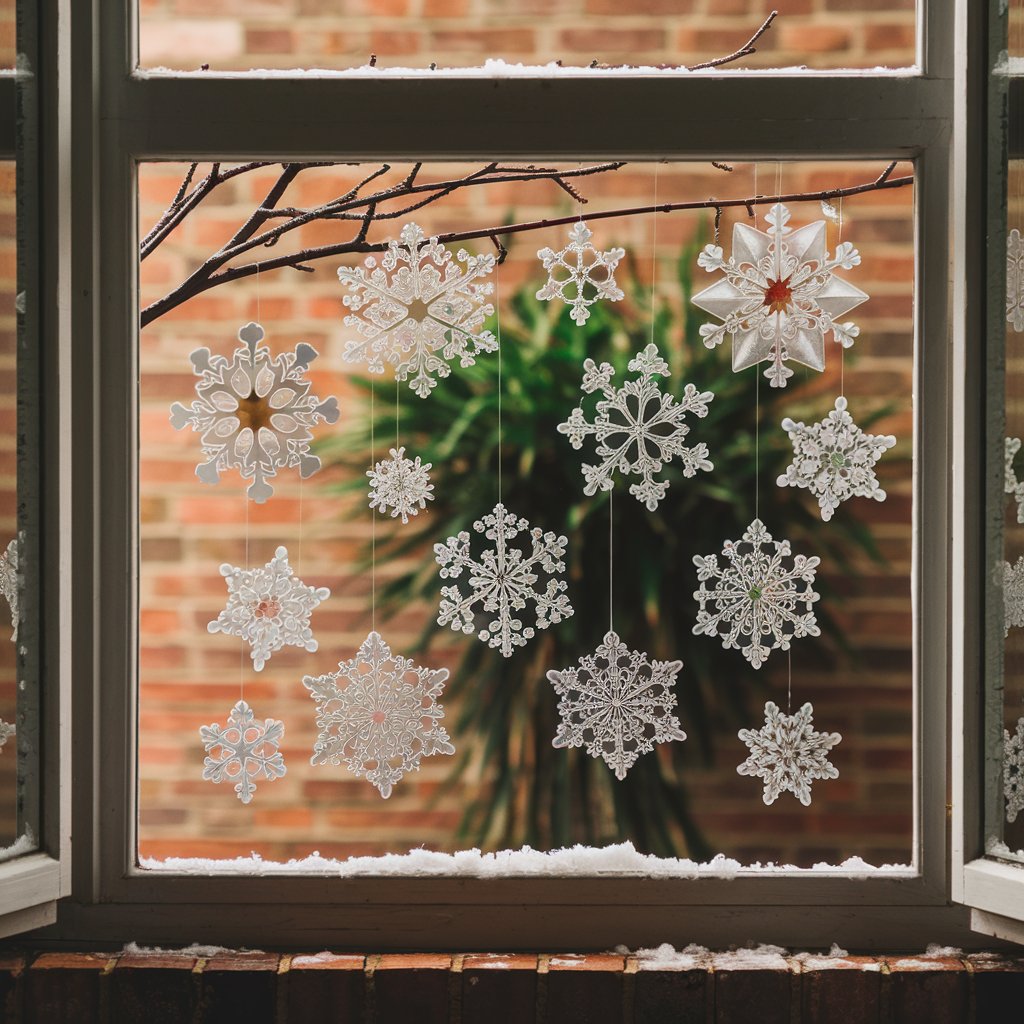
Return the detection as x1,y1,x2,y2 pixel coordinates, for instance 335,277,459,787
776,396,896,522
693,518,821,670
199,699,286,804
557,343,714,511
170,322,339,503
0,719,14,752
304,630,454,799
536,221,626,327
737,700,841,806
1006,437,1024,524
1005,717,1024,824
434,502,574,658
208,545,329,671
547,630,686,780
1008,229,1024,332
338,222,497,399
0,538,18,642
367,446,434,524
692,203,868,388
1004,557,1024,638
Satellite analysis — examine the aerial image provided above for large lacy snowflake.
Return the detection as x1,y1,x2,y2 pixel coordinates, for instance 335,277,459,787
738,701,841,806
1009,229,1024,332
434,502,574,658
367,446,434,524
170,322,339,503
304,630,454,799
536,221,626,327
1006,437,1024,524
338,222,497,399
557,343,714,511
693,518,821,670
199,699,286,804
776,396,896,522
1004,557,1024,638
692,203,868,388
1005,717,1024,823
0,538,18,642
547,630,686,780
208,545,329,671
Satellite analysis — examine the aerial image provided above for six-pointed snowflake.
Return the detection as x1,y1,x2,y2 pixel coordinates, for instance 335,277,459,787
304,630,454,799
338,222,497,398
692,203,868,388
208,545,329,671
199,699,287,804
0,538,18,642
536,221,626,327
170,322,339,503
776,397,896,521
737,700,841,806
1004,557,1024,638
1006,437,1024,524
547,630,686,780
367,446,434,524
557,343,714,511
434,502,574,658
693,518,821,669
1005,717,1024,824
1009,229,1024,332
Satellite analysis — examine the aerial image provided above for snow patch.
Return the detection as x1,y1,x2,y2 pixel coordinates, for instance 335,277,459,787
122,941,255,957
0,830,33,864
631,943,709,971
924,944,964,958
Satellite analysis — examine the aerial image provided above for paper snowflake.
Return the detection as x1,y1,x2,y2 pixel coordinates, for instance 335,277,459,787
776,397,896,522
1009,229,1024,332
1006,437,1024,524
693,518,821,669
199,699,286,804
0,720,14,752
304,630,454,799
0,538,18,642
367,446,434,524
338,222,497,399
536,221,626,327
208,545,329,671
692,202,868,388
1005,717,1024,824
738,700,841,806
170,322,339,503
547,630,686,780
434,502,574,658
1004,557,1024,638
557,343,714,511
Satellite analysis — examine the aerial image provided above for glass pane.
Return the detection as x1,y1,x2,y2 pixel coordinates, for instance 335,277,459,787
136,158,915,872
0,0,11,70
137,1,916,73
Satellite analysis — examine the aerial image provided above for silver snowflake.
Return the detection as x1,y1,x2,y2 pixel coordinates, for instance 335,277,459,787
434,502,574,658
1005,717,1024,824
208,545,329,671
557,343,714,511
1006,437,1024,525
547,630,686,781
170,321,339,503
0,538,18,642
1009,229,1024,333
0,719,14,752
536,221,626,327
304,630,454,799
693,518,821,670
776,397,896,522
738,700,841,806
199,699,286,804
692,203,868,388
1004,557,1024,638
367,446,434,524
338,222,497,399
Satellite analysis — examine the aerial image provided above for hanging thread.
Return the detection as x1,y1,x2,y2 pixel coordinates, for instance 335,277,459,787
608,488,614,633
754,369,760,520
370,380,376,632
839,196,845,399
496,260,503,504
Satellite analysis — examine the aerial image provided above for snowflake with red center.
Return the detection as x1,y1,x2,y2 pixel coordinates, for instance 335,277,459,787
199,699,287,804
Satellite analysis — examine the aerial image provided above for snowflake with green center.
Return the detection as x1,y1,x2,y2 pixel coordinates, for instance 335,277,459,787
367,446,434,524
536,220,626,327
1005,717,1024,824
199,699,286,804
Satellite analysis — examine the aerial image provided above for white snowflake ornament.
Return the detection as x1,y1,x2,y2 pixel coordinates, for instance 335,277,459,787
338,222,497,399
557,343,714,511
434,503,574,658
1008,229,1024,333
1004,557,1024,638
0,538,18,642
776,397,896,521
536,221,626,327
208,545,329,671
1006,437,1024,524
738,701,841,806
693,518,821,669
1005,717,1024,824
199,699,286,804
170,322,339,503
547,630,686,781
692,203,868,388
367,446,434,524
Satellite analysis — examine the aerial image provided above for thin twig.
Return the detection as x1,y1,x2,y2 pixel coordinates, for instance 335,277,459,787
688,10,778,71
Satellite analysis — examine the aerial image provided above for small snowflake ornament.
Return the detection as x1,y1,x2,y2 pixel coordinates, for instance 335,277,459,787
367,446,434,524
0,719,14,752
434,502,574,658
170,322,339,503
304,631,454,799
0,538,18,642
536,221,626,327
776,397,896,521
547,630,686,780
1004,557,1024,638
1008,229,1024,333
1006,437,1024,524
692,203,868,388
693,518,821,669
1005,717,1024,824
338,222,497,399
208,545,329,671
557,343,714,511
199,699,286,804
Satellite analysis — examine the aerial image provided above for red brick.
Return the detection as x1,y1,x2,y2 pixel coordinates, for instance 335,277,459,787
374,955,452,1024
547,955,624,1023
800,955,882,1023
286,954,364,1024
633,964,708,1023
713,953,792,1024
112,954,197,1023
864,23,917,52
586,0,695,12
430,29,535,54
559,29,666,53
886,956,968,1024
424,0,469,13
462,955,537,1024
0,956,22,1022
368,30,422,56
778,24,854,53
969,955,1024,1021
26,953,116,1024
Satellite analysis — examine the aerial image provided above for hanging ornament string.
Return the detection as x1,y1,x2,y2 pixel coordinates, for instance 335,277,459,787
496,260,503,504
370,380,376,633
839,195,845,400
787,649,792,713
754,369,760,520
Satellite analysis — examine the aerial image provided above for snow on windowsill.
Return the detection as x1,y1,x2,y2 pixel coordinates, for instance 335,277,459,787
0,829,34,865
